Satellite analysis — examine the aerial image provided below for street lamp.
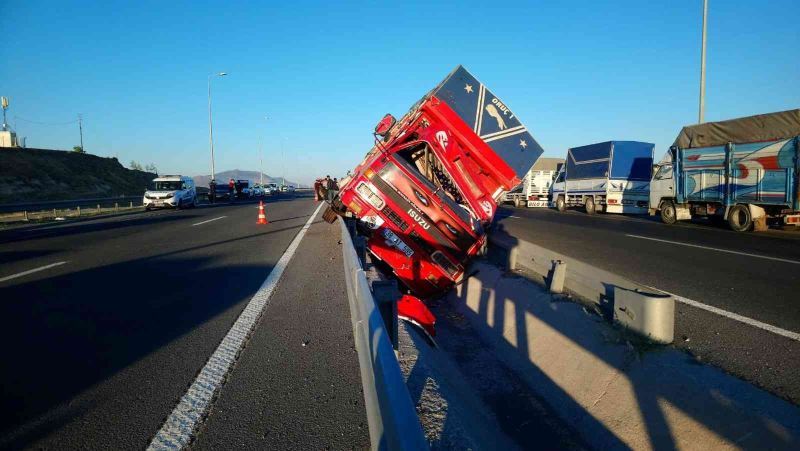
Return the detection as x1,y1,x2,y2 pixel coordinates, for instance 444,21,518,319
261,116,268,186
208,72,227,183
698,0,708,123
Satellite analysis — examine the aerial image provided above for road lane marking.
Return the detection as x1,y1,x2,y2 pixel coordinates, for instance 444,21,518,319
148,202,324,450
191,216,227,226
641,285,800,342
626,234,800,265
0,261,68,283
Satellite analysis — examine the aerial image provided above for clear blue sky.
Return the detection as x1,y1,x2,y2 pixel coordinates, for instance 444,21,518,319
1,0,797,185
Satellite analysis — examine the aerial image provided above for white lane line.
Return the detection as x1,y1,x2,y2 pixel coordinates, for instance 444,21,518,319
641,285,800,342
0,261,68,284
147,202,324,451
626,234,800,265
191,216,227,226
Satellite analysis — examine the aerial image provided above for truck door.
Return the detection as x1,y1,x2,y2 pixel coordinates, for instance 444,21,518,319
650,163,674,210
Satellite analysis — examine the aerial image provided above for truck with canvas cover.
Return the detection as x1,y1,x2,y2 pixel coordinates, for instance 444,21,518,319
326,66,543,307
551,141,654,214
650,109,800,231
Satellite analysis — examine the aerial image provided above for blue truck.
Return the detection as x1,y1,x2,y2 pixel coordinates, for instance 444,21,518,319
550,141,654,214
649,109,800,232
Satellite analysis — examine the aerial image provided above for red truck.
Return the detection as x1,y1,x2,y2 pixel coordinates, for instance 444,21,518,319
326,66,543,329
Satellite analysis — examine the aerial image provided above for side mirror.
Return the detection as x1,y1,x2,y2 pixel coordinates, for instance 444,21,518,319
374,113,396,137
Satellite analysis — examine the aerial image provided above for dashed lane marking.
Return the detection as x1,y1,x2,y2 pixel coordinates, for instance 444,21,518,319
147,202,324,450
626,234,800,265
191,216,227,226
641,285,800,342
0,261,68,284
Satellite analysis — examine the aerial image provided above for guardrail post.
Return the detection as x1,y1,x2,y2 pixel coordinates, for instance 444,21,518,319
129,201,133,208
548,260,566,294
53,208,57,218
97,204,100,213
77,206,81,216
115,202,119,212
24,210,28,221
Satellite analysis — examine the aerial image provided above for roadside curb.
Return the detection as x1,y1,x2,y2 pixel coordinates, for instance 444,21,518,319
449,259,800,449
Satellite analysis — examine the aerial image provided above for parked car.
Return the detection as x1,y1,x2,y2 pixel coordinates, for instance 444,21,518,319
144,175,197,210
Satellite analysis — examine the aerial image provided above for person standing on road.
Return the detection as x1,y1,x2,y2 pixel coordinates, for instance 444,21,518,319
209,179,216,204
228,178,235,203
331,177,339,201
324,175,334,202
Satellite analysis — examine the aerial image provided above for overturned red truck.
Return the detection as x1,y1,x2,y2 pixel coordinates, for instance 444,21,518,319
325,66,543,332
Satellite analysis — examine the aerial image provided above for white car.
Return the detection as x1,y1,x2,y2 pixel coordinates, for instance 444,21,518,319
143,175,197,210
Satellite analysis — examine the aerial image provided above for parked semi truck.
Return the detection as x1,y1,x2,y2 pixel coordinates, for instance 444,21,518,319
325,66,543,328
551,141,654,214
649,109,800,231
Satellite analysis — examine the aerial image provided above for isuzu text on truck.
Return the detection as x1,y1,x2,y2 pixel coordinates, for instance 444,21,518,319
551,141,654,214
324,66,543,331
650,109,800,231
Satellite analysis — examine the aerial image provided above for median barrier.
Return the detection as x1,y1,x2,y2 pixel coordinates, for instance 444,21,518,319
339,217,428,451
489,229,675,343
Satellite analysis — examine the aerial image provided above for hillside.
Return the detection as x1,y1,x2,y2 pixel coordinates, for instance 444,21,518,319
0,147,156,204
192,170,302,188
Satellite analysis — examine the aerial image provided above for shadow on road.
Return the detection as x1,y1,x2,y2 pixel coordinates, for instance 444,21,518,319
0,222,311,449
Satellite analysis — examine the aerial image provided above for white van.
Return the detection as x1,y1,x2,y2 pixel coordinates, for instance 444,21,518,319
143,175,197,210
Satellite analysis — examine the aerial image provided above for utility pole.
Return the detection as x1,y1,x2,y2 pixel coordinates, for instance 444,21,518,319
698,0,708,123
261,116,268,186
78,114,84,151
208,72,227,183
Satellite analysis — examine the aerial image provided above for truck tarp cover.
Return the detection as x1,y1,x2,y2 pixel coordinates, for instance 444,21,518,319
427,66,544,180
566,141,654,180
673,109,800,149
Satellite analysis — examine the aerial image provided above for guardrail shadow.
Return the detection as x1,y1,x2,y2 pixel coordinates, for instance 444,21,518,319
442,224,798,450
0,223,309,449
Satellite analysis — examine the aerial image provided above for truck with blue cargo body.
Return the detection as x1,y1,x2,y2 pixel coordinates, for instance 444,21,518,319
649,109,800,232
550,141,654,214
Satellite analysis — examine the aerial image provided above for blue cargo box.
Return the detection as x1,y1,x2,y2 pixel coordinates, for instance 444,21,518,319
565,141,654,180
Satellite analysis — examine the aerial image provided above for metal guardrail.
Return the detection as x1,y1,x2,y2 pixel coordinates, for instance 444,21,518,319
0,195,142,213
490,231,675,343
339,218,428,451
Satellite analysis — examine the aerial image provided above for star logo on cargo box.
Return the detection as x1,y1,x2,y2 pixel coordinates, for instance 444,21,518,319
464,84,473,94
520,139,528,149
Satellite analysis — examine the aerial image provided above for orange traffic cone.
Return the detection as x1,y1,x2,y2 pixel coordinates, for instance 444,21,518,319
257,201,269,224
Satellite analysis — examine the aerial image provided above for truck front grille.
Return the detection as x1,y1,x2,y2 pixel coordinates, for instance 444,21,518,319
383,207,409,231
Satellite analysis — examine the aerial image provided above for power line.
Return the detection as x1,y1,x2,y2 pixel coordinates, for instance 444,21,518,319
14,115,80,126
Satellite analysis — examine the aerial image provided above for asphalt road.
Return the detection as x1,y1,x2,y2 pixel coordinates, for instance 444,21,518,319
494,205,800,403
0,194,367,449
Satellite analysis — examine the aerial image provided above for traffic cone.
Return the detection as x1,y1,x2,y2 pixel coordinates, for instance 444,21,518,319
257,201,269,224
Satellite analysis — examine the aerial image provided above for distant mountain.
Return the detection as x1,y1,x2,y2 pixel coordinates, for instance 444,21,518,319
192,170,303,188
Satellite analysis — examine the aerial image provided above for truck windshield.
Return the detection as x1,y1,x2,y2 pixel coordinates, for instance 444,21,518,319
154,181,182,190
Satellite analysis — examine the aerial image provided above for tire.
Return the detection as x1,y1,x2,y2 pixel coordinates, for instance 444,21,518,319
660,201,677,225
556,196,566,212
585,197,596,215
514,198,523,208
728,204,753,232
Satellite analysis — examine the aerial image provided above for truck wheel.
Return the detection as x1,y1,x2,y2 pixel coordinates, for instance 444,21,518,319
556,196,566,212
585,197,596,215
660,201,677,224
728,204,753,232
514,198,523,208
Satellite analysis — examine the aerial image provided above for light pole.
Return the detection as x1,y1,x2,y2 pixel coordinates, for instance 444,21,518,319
261,116,268,186
698,0,708,123
208,72,227,183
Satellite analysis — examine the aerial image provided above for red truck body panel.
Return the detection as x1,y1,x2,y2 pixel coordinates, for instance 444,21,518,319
336,66,543,297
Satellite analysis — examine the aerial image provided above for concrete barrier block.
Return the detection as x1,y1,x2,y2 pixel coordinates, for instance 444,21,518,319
613,287,674,344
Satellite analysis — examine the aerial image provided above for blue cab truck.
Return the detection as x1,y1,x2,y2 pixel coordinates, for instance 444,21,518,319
551,141,654,214
649,109,800,232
